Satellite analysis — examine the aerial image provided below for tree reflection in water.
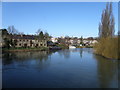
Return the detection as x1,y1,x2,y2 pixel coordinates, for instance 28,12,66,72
57,49,70,59
57,48,93,59
79,48,83,58
93,54,118,88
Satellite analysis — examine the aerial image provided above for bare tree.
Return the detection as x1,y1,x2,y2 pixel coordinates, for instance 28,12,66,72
36,28,42,35
7,25,19,35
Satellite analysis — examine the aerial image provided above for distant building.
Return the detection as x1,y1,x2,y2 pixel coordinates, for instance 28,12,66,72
54,36,98,47
83,40,88,44
0,39,4,47
11,35,47,48
91,40,98,44
51,38,58,43
0,29,48,48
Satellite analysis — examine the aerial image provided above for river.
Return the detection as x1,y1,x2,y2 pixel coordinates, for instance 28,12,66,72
2,48,119,88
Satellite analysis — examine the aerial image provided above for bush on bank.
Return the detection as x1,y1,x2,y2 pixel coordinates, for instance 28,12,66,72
56,44,69,49
94,37,119,60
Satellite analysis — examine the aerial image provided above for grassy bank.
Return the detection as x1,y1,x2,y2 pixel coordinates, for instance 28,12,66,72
94,37,119,60
2,47,49,52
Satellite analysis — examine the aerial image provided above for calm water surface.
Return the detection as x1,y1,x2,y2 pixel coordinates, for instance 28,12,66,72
2,48,119,88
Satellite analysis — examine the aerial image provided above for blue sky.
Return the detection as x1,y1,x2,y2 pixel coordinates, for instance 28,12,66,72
2,2,118,38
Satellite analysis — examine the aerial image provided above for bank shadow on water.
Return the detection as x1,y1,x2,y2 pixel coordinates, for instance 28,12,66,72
93,54,118,88
2,48,119,88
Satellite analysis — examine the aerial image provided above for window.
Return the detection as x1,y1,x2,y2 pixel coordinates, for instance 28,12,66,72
14,40,16,42
19,44,21,46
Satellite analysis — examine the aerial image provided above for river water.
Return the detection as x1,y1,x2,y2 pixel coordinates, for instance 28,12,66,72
2,48,119,88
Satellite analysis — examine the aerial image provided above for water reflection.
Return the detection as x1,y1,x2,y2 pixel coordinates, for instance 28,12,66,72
2,48,93,62
2,51,57,71
57,49,71,59
57,48,93,59
79,48,83,58
118,60,120,88
3,51,55,63
2,48,118,88
2,48,93,71
93,54,118,88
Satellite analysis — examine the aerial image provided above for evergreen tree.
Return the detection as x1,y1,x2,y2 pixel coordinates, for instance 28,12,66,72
39,31,44,39
80,36,83,44
44,32,50,40
99,3,115,38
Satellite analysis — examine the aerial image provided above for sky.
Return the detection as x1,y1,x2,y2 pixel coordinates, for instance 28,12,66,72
2,2,118,38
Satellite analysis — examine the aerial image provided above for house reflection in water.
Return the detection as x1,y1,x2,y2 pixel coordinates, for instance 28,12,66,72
2,51,56,70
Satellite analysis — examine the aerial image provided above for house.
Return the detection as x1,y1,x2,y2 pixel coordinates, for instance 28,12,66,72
11,35,47,48
91,40,98,44
51,38,58,43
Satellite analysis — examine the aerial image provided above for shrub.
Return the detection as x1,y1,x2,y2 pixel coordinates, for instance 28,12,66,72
94,37,119,59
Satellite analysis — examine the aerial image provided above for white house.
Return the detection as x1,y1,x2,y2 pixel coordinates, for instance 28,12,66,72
51,38,58,43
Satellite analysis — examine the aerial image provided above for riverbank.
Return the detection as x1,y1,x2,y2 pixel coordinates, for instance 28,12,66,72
2,47,49,52
2,46,93,52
